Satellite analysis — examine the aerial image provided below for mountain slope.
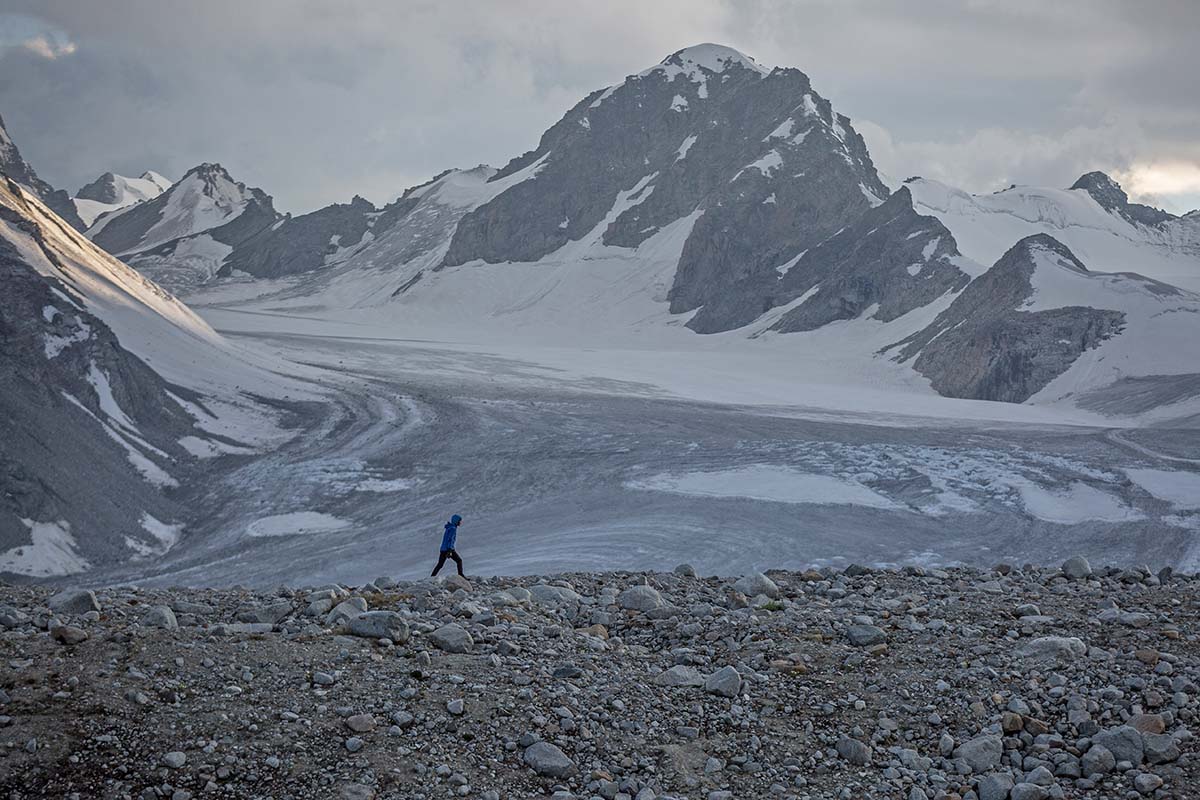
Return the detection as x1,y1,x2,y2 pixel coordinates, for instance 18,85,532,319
0,178,310,579
88,163,282,289
0,113,86,231
74,170,172,227
889,234,1200,405
442,44,890,333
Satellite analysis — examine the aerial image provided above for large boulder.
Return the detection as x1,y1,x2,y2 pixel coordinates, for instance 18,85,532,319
324,597,368,627
617,584,664,612
954,735,1002,773
347,611,410,643
733,572,780,599
237,600,293,624
141,606,178,630
1092,725,1144,765
836,736,872,766
1015,636,1086,663
976,773,1015,800
1081,744,1115,776
428,623,473,653
1061,555,1093,579
654,665,705,687
705,665,742,698
846,624,887,647
523,741,576,778
529,584,581,606
48,589,100,615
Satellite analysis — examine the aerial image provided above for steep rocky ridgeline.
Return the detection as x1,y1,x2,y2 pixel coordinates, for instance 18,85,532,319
218,195,378,280
0,560,1195,799
888,235,1129,402
1069,173,1174,229
769,187,970,333
0,178,203,576
0,113,86,231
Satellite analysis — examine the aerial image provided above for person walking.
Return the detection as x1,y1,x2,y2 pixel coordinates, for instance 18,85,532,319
431,514,465,577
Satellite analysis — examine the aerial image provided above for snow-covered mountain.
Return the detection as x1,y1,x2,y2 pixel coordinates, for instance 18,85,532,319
87,163,282,289
889,234,1200,405
73,170,172,227
0,173,306,579
100,44,1200,415
907,172,1200,294
0,112,86,231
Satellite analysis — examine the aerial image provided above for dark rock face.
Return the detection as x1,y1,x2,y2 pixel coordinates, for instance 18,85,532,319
890,234,1126,402
75,172,123,204
0,178,200,575
221,196,377,279
770,188,970,332
1070,171,1173,228
441,45,890,333
0,113,86,231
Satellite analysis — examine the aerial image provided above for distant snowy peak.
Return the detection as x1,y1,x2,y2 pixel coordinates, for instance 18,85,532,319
0,112,87,231
74,170,173,227
906,176,1200,294
653,43,772,80
87,162,281,288
1068,171,1173,227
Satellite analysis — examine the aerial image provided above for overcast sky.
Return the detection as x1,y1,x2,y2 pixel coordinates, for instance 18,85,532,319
2,0,1198,215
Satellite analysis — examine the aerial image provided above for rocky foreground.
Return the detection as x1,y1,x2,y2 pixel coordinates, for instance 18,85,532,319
0,559,1196,800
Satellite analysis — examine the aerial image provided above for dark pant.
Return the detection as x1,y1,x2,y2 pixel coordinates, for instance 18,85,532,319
431,548,463,577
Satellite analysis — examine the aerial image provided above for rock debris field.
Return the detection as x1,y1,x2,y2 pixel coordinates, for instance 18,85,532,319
0,558,1196,799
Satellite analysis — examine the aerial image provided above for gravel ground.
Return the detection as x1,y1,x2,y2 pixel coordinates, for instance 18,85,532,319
1,558,1196,799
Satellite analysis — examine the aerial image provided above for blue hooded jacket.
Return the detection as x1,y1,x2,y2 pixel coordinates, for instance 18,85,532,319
440,515,462,551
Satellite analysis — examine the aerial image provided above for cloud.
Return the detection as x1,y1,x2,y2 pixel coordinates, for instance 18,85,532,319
1,1,1197,216
19,34,76,59
0,13,76,60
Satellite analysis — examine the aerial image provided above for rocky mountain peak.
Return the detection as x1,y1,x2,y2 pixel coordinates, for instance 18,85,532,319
1070,171,1128,209
0,111,87,230
75,171,123,203
1069,171,1172,227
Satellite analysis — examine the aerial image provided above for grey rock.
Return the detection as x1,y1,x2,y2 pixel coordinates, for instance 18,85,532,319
704,665,742,698
617,584,664,612
522,741,576,778
846,624,887,647
141,605,178,630
733,572,779,599
1015,635,1086,663
1009,784,1048,800
346,611,410,643
1141,732,1180,764
1061,555,1093,579
954,734,1002,773
48,589,100,615
324,597,368,626
1081,744,1115,776
428,623,473,653
1133,772,1163,794
237,600,292,625
162,751,186,769
528,584,582,606
51,625,88,645
1093,725,1144,765
976,773,1015,800
836,736,871,766
654,665,705,687
344,714,376,733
